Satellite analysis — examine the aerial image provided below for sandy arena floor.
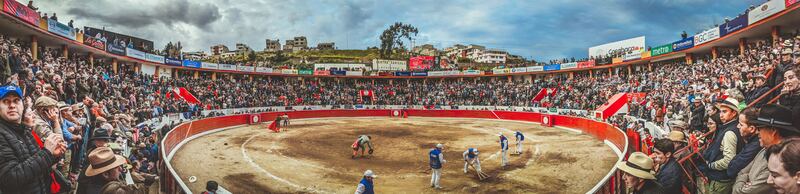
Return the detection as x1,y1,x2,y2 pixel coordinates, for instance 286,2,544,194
171,117,617,194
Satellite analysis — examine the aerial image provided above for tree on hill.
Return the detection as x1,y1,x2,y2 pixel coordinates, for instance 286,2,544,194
379,22,418,59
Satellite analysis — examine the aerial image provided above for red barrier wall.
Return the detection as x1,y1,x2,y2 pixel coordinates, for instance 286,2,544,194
161,109,626,194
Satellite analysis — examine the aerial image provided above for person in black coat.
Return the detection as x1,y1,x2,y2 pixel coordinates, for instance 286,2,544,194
745,75,770,108
0,85,66,194
778,68,800,127
653,139,684,194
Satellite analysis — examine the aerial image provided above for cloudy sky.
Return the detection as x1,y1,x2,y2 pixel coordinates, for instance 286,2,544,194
31,0,762,61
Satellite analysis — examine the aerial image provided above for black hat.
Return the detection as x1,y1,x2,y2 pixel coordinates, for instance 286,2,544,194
91,128,113,140
751,104,800,134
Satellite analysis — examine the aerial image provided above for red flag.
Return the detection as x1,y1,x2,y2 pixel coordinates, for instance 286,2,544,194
176,87,201,104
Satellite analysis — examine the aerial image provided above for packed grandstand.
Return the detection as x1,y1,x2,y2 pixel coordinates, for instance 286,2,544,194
1,0,800,194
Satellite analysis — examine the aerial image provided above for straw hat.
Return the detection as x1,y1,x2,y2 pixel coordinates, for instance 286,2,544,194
85,147,127,176
667,131,687,143
615,152,656,180
364,170,377,178
715,98,740,113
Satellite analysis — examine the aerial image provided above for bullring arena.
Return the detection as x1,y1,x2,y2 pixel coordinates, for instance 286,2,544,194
162,109,627,193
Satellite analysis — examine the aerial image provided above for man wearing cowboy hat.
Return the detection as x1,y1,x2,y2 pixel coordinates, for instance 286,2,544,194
354,170,376,194
652,139,684,194
76,147,146,194
733,104,800,194
618,152,664,194
745,75,770,108
769,47,794,87
700,97,743,194
690,98,706,132
665,131,689,160
75,123,117,193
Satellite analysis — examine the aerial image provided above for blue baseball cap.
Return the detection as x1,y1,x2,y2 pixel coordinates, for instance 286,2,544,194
0,85,23,99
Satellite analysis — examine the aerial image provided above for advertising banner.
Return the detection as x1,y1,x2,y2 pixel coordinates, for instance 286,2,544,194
331,70,347,76
157,66,172,78
313,70,330,75
372,59,408,71
3,0,39,25
125,48,146,60
749,0,786,25
219,64,237,71
144,53,165,64
526,66,544,72
588,36,646,58
394,71,411,76
408,56,435,70
694,27,720,45
543,64,561,71
720,13,749,37
411,72,428,76
612,57,623,64
201,62,219,69
512,67,527,73
492,68,511,74
444,70,461,76
789,0,799,6
428,71,445,76
47,19,76,40
165,58,182,66
238,65,255,72
623,52,641,61
107,44,126,56
463,70,482,75
672,37,694,51
596,57,612,65
256,67,273,73
84,27,155,52
298,69,314,75
281,69,298,75
650,44,673,56
84,35,107,51
182,60,202,68
577,60,595,68
346,71,362,76
561,62,578,69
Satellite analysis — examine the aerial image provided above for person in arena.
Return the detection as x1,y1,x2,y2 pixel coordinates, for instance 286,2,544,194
514,131,525,155
282,113,290,127
351,135,373,158
429,143,445,189
734,105,800,194
618,152,664,194
462,148,481,174
498,132,509,167
354,170,376,194
202,180,219,194
766,139,800,194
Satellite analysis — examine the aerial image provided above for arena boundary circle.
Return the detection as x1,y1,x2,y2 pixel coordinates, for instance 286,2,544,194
161,109,628,194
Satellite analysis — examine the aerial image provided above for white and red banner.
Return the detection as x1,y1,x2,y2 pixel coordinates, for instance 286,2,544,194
168,87,201,104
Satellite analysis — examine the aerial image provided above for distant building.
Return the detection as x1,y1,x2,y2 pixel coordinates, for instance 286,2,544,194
283,40,295,52
265,39,281,52
182,51,208,60
235,43,252,55
475,49,507,64
412,44,438,56
210,44,230,55
317,42,335,50
444,44,507,64
293,36,308,50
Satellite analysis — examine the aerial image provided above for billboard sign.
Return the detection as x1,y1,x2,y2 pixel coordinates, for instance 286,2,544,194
125,48,146,60
408,56,435,70
47,19,76,40
84,35,107,51
219,64,237,71
561,62,578,69
238,65,255,72
201,62,219,69
182,60,202,68
588,36,646,58
144,53,165,64
577,60,595,68
3,0,39,25
543,64,561,71
672,37,694,51
719,13,749,37
512,67,527,73
256,67,273,73
749,0,786,25
650,44,673,56
526,66,544,72
165,58,182,66
84,27,155,52
694,27,720,45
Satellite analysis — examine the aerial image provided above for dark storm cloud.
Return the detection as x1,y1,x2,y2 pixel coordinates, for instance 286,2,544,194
67,0,221,29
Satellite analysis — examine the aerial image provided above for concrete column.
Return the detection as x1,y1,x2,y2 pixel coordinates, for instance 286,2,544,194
589,70,593,79
711,46,718,59
212,72,217,80
62,45,68,59
507,76,512,82
30,36,38,60
772,26,781,46
685,53,694,65
739,38,747,56
249,75,253,81
193,71,199,79
389,79,393,85
607,68,612,76
112,59,118,74
648,63,653,71
154,66,160,78
88,53,94,67
627,65,632,75
569,72,574,79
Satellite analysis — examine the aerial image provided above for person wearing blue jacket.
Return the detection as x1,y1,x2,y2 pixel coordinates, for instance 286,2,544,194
653,138,684,194
499,132,509,167
726,108,761,179
354,170,376,194
514,131,525,155
429,143,445,189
